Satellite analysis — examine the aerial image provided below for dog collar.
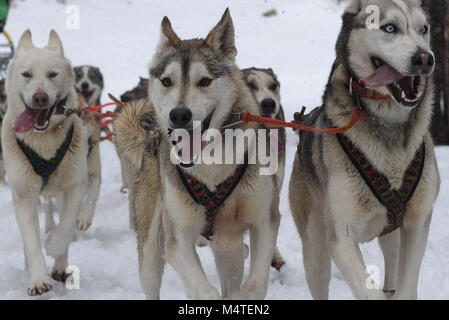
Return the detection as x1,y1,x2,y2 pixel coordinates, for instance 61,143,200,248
54,96,75,116
349,76,391,101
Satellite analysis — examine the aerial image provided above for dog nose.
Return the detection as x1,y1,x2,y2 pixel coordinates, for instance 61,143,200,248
411,51,435,75
81,82,89,90
261,98,276,115
32,92,49,108
170,107,192,128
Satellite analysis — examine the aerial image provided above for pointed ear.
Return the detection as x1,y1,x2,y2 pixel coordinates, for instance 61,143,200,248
46,29,64,56
158,16,181,50
205,8,237,60
17,29,34,52
345,0,362,14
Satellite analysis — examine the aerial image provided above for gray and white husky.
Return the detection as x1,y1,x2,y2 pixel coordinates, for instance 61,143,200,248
117,9,280,300
2,30,88,295
289,0,439,300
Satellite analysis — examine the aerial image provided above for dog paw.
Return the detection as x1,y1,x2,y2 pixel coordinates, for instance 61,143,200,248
77,212,93,231
51,270,72,283
27,277,52,296
120,187,128,194
45,221,56,234
45,228,72,257
271,256,286,271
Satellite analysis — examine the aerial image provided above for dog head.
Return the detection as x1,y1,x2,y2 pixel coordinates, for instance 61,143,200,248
149,9,239,163
339,0,434,109
242,67,281,118
73,65,104,106
7,29,75,133
120,77,149,103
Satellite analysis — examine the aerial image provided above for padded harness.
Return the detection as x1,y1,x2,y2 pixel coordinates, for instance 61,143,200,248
337,134,425,236
17,124,74,188
177,159,248,240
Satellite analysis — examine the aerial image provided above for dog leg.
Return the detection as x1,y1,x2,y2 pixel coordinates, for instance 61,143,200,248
13,193,52,295
119,154,129,193
211,238,245,297
78,171,101,231
394,213,432,300
378,229,400,297
166,228,221,300
302,223,331,300
328,231,384,300
51,249,71,283
43,197,56,233
231,213,278,300
0,161,5,183
139,236,165,300
46,186,83,258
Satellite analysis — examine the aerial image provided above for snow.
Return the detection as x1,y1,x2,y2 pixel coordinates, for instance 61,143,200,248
0,0,448,300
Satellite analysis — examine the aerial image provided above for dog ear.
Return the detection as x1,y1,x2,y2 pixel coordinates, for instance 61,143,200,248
17,29,34,52
345,0,362,14
205,8,237,60
46,29,64,56
158,16,181,49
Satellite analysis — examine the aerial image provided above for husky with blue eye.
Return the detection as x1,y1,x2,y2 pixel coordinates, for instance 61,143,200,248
289,0,439,300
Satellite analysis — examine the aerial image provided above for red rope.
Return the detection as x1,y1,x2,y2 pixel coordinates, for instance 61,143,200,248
242,106,364,134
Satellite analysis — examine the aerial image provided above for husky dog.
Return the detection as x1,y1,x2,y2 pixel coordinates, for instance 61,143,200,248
289,0,439,300
44,66,104,232
73,65,103,107
241,67,286,270
2,30,88,295
0,79,6,182
120,77,149,105
116,9,280,300
115,77,150,195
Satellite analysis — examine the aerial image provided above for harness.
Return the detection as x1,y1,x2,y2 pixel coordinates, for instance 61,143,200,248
17,124,74,188
341,76,425,236
177,158,248,240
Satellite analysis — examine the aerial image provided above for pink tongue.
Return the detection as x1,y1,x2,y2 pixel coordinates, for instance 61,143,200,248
13,109,37,133
360,64,404,88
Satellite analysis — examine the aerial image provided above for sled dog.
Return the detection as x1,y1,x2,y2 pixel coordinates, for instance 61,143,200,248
289,0,439,300
2,30,88,295
242,67,286,270
116,9,280,299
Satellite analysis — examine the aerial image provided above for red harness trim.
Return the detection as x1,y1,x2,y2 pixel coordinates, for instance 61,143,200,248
337,134,425,236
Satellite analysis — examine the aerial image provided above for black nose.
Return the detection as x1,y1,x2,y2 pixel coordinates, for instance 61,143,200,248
261,99,276,115
81,82,89,90
411,51,434,75
170,107,192,128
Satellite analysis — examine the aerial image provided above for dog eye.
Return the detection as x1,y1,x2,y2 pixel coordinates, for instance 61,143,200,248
48,72,58,79
269,83,278,91
422,25,429,35
198,78,213,87
248,82,257,90
161,77,172,87
22,72,32,78
382,24,398,34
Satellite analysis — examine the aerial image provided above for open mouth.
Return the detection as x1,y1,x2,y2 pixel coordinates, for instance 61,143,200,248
13,98,57,133
171,109,215,166
81,90,94,102
360,57,424,107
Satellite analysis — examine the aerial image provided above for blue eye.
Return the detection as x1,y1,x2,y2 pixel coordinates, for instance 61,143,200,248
382,24,397,33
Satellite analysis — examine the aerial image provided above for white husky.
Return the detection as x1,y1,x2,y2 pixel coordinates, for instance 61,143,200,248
1,30,88,295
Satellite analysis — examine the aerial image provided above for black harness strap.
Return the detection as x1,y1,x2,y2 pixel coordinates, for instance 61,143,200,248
337,133,425,236
17,124,74,188
177,160,249,240
53,96,69,115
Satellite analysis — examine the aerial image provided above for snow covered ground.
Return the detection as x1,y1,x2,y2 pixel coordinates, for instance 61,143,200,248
1,0,448,299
